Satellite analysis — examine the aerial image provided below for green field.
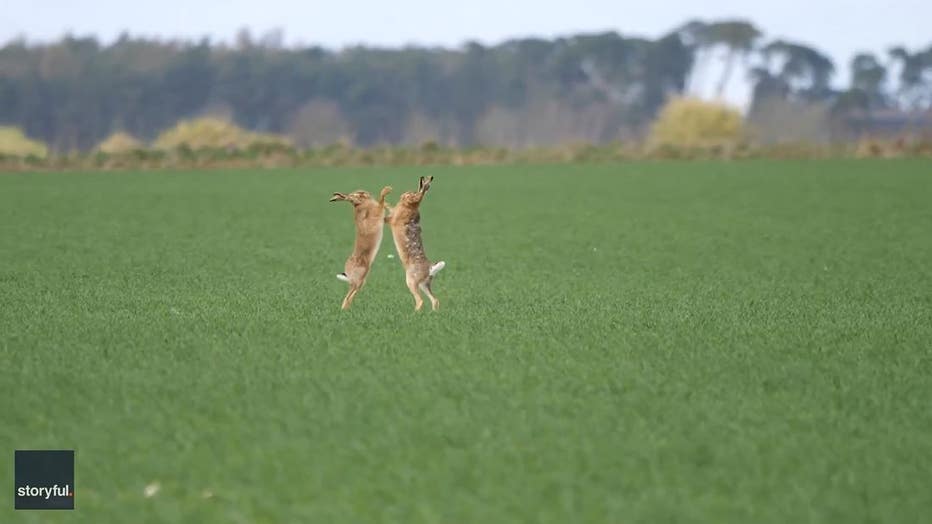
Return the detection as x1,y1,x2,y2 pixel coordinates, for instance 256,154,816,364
2,160,931,522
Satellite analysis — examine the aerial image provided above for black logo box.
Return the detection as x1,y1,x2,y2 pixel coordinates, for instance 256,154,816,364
14,450,75,510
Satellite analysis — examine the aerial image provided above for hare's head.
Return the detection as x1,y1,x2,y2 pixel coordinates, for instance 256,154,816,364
398,176,434,207
329,190,372,206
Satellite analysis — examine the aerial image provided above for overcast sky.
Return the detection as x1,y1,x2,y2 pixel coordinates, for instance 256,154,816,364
3,0,930,107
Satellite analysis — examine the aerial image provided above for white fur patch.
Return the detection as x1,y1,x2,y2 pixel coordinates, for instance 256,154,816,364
336,273,350,282
429,261,446,276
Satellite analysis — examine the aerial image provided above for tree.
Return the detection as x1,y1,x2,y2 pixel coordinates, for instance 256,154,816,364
888,46,932,110
676,20,713,94
708,21,762,98
848,52,888,111
754,40,836,103
8,22,918,149
677,19,761,99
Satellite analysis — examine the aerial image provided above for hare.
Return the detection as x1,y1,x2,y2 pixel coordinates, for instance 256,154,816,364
385,176,445,311
329,186,392,310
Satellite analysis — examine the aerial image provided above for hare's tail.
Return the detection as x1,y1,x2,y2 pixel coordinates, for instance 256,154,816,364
429,261,446,276
336,272,350,283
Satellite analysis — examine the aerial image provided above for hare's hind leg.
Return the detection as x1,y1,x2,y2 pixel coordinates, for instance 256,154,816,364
406,275,424,311
419,279,439,311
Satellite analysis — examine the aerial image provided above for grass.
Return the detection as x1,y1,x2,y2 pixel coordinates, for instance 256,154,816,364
1,160,931,523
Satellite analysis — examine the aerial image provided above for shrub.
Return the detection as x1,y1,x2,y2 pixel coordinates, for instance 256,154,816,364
0,126,49,157
153,117,292,151
96,132,143,154
648,97,746,150
746,96,831,144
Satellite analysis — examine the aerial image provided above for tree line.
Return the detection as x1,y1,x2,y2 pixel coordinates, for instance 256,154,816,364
1,20,930,152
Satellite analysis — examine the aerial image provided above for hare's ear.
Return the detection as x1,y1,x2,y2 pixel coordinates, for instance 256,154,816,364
419,176,433,194
329,192,347,202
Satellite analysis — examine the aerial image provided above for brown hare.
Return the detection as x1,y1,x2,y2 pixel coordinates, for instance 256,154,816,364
329,186,392,310
385,176,445,311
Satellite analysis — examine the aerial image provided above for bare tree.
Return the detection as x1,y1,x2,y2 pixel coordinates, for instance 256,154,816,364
287,99,353,148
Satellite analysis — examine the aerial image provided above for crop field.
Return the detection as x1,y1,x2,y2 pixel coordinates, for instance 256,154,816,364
1,160,931,522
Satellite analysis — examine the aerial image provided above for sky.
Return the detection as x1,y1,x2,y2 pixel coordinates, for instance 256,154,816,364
3,0,930,108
